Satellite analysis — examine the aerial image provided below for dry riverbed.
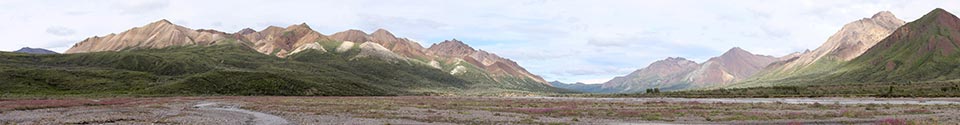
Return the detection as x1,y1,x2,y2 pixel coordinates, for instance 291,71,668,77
1,96,959,125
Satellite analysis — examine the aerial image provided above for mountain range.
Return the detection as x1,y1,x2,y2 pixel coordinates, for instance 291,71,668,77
590,47,776,93
556,10,956,94
3,20,566,96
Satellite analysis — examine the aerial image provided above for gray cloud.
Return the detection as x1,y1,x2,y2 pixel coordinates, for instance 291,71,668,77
45,26,76,36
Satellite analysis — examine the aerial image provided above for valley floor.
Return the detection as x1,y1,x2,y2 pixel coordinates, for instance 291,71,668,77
1,96,959,125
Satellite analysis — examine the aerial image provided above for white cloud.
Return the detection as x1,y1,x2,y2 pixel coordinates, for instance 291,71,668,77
0,0,957,83
45,26,76,36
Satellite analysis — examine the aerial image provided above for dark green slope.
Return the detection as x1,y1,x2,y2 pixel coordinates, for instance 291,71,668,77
0,44,470,96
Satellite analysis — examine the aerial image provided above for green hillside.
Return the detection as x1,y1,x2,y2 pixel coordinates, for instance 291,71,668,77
0,44,483,96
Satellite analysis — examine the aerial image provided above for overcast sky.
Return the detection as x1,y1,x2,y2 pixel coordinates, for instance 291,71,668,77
1,0,957,84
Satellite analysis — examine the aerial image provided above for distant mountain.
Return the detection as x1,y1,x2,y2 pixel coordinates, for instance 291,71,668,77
727,8,960,87
13,47,57,54
47,20,565,95
686,47,777,86
602,57,699,93
550,81,605,93
731,11,906,88
600,47,776,93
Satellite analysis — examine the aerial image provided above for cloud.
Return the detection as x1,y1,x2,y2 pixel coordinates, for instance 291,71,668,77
116,0,169,14
586,32,665,47
45,26,76,36
358,14,448,30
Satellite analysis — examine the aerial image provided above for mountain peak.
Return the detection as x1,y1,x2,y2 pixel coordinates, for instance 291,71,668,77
922,8,958,22
722,47,750,56
287,23,312,30
236,28,257,35
330,29,370,42
145,19,175,27
427,39,476,56
156,19,173,24
652,57,695,65
871,11,897,19
371,28,396,38
434,39,471,48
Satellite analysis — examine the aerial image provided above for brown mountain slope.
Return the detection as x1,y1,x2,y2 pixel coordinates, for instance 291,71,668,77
601,57,700,92
427,39,548,84
66,20,235,53
329,29,428,58
237,23,334,57
761,11,905,77
686,47,777,86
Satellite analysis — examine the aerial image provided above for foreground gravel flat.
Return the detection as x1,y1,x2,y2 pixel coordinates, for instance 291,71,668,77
1,96,959,125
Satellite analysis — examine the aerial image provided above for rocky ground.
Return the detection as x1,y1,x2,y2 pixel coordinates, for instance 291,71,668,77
1,96,959,125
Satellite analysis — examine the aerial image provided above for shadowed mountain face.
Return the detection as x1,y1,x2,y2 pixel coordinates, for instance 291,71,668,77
58,20,559,95
725,8,960,87
600,47,776,93
14,47,57,54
